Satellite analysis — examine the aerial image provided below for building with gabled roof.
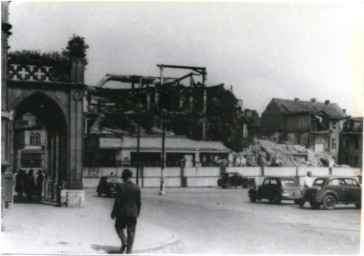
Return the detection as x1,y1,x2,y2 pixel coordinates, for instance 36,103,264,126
261,98,348,161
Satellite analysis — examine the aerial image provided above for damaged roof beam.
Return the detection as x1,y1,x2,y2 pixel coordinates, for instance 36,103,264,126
157,64,207,87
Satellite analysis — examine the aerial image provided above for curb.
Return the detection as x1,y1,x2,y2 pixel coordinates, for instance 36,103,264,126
101,235,182,255
133,234,182,254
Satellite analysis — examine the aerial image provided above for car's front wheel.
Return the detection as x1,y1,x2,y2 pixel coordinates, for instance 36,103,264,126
249,192,257,203
322,195,336,210
225,181,232,189
270,193,281,204
294,199,304,206
310,201,321,209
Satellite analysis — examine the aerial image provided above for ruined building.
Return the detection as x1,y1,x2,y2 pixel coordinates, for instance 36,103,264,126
261,98,348,161
84,65,254,168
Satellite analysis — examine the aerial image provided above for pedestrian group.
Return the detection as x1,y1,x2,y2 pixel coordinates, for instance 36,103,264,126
15,169,44,201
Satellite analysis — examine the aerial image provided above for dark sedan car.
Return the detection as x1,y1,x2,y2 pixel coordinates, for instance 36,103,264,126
249,177,304,204
303,176,361,210
97,176,123,197
217,172,256,189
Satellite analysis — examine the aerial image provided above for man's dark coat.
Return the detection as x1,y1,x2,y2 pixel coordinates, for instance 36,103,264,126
112,181,141,219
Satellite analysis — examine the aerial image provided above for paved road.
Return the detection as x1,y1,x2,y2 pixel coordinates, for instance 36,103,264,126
2,190,181,254
139,187,361,254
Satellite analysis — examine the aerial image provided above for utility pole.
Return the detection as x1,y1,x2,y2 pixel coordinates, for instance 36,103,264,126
159,64,166,195
159,108,166,195
136,78,142,185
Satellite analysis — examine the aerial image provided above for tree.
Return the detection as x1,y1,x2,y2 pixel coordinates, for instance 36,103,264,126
62,34,89,65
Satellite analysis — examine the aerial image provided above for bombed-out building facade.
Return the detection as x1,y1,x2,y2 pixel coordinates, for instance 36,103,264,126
84,66,255,170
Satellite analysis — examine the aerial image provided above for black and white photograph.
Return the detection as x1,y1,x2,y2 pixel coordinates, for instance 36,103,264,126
1,1,363,255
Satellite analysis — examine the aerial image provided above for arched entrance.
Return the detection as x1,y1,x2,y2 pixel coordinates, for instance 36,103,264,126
13,92,68,200
1,16,88,207
3,39,87,206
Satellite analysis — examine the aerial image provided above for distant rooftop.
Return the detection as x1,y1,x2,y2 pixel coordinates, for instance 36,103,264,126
270,98,348,119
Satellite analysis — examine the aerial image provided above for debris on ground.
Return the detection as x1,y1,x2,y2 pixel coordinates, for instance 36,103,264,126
237,139,336,167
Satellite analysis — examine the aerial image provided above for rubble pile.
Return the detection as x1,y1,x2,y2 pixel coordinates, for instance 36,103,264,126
238,139,336,167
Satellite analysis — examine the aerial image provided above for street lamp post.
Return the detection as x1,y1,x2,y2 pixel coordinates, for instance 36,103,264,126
136,78,142,185
159,108,166,195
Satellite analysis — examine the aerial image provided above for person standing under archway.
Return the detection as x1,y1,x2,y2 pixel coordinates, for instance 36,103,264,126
36,170,44,201
25,169,36,201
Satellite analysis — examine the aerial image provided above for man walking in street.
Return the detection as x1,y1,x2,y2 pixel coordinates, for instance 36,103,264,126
111,169,141,254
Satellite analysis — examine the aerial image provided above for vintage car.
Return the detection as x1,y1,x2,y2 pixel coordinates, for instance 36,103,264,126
96,176,123,197
249,177,304,204
217,172,256,189
303,176,361,210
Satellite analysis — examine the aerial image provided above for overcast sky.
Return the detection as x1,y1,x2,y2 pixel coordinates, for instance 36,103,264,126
8,1,364,116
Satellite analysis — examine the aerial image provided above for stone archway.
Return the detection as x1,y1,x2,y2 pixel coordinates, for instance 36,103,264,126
4,41,87,206
13,92,68,200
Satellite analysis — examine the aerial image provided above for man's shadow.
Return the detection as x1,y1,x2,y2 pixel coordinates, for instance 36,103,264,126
91,244,122,254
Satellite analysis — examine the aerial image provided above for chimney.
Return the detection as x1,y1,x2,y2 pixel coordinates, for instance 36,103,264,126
342,109,346,114
294,98,299,102
325,100,330,105
311,98,317,102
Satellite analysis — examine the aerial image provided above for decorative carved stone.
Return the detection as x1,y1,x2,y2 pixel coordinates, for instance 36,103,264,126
8,63,71,83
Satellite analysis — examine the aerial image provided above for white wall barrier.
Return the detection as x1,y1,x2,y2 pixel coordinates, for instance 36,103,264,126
187,177,219,187
264,167,296,177
332,168,362,177
184,167,220,177
82,178,99,188
142,178,162,188
297,167,329,177
83,166,362,188
226,167,261,176
142,167,163,177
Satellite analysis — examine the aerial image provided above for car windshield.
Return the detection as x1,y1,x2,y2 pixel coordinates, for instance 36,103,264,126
106,177,123,183
281,179,297,187
313,178,326,186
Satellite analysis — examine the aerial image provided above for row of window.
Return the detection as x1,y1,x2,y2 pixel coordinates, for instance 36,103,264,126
29,132,41,145
314,178,360,187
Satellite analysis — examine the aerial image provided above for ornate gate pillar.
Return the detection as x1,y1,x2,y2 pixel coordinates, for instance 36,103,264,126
68,88,84,190
59,44,88,207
